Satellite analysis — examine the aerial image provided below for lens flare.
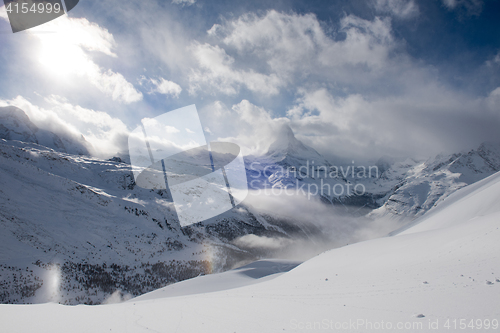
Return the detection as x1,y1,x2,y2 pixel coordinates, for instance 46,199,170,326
47,263,61,303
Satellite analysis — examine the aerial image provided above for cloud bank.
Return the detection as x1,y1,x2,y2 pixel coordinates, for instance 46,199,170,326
1,2,499,162
237,191,402,260
187,9,500,161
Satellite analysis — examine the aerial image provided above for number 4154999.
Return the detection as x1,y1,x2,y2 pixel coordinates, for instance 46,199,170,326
5,2,62,14
444,319,499,330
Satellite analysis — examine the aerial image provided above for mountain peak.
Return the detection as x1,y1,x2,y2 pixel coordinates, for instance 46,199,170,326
0,105,91,155
265,124,330,167
267,124,303,154
276,123,295,140
0,106,39,143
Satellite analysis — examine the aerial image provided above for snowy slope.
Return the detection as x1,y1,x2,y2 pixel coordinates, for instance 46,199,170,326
0,138,330,305
1,171,499,332
391,167,500,235
0,109,376,305
131,259,301,301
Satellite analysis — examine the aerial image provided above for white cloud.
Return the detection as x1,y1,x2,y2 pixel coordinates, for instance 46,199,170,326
320,15,395,69
102,290,131,304
172,0,196,6
1,95,131,157
200,100,288,156
233,234,291,250
189,10,500,161
286,85,500,161
0,5,8,20
30,16,142,104
209,10,326,80
485,52,500,67
193,11,399,96
489,87,500,97
486,87,500,110
199,83,499,162
442,0,484,16
139,117,202,156
89,69,143,104
165,126,180,134
149,78,182,98
443,0,458,7
374,0,419,19
189,42,283,96
135,10,193,75
2,4,496,164
198,85,500,163
217,11,396,70
211,11,328,73
240,191,400,259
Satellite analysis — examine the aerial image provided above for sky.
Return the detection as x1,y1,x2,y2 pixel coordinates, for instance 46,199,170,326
0,0,499,163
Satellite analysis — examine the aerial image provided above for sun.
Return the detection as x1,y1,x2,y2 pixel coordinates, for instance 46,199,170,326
38,39,87,78
32,17,95,79
36,29,95,80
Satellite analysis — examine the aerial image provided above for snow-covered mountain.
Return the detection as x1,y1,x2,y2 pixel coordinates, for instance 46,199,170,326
1,109,365,305
368,142,500,220
0,136,331,305
246,124,350,204
1,105,499,307
3,168,499,332
265,124,331,168
246,124,500,220
0,106,91,155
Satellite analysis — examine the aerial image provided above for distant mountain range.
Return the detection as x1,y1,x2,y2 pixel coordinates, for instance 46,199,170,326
247,122,500,219
366,142,500,220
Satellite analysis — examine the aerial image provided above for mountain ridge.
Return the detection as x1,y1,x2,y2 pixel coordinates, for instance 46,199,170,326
0,106,92,156
368,140,500,220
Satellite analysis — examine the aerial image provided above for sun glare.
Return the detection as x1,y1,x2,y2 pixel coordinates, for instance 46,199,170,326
32,18,97,79
37,35,92,78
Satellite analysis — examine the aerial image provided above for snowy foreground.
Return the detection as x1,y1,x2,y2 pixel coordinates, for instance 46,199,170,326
2,173,500,332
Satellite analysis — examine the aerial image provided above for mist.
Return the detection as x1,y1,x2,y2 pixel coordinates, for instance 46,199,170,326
236,190,405,261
